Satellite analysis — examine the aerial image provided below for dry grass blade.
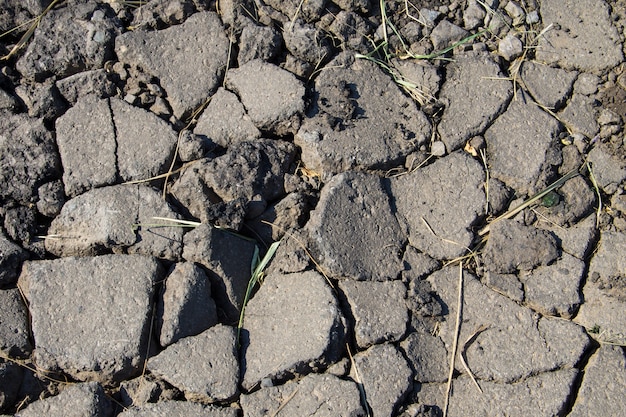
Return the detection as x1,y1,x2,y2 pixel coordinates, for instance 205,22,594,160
477,167,580,237
460,324,490,394
269,388,299,417
586,161,603,228
443,262,464,417
1,0,64,61
347,344,372,417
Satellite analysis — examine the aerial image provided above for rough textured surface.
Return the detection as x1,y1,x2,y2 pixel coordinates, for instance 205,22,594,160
575,231,626,344
400,327,449,383
0,234,28,287
117,401,238,417
519,61,577,110
482,219,560,274
55,96,178,197
485,91,562,195
170,139,296,227
520,252,585,318
45,184,183,260
193,87,260,148
149,325,239,403
16,1,121,81
240,373,365,417
350,343,413,417
115,12,229,119
307,171,405,280
18,255,161,383
182,224,257,325
0,288,31,358
0,113,60,205
390,152,485,260
416,368,579,417
225,59,305,135
15,382,112,417
295,52,431,180
427,267,590,383
537,0,624,72
339,280,408,348
437,55,513,152
2,1,626,414
569,345,626,417
241,270,345,390
157,262,218,347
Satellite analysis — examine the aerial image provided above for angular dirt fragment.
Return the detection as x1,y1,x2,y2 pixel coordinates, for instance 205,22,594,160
586,143,626,195
225,59,305,135
240,373,365,417
148,325,239,403
0,113,60,205
115,12,229,120
519,61,577,110
182,224,257,325
400,327,448,383
15,382,113,417
532,176,596,227
390,151,485,260
537,0,624,72
416,368,579,417
520,253,585,318
171,139,296,226
295,52,431,180
537,214,597,261
56,96,178,197
16,1,121,81
575,231,626,344
241,270,345,391
0,234,28,287
109,97,178,183
18,255,161,384
350,343,413,417
118,401,238,417
306,171,405,281
569,345,626,417
0,288,32,358
437,54,513,153
485,92,562,195
339,280,408,348
157,262,218,347
46,184,183,260
428,267,590,383
193,87,261,148
559,93,599,138
482,219,559,274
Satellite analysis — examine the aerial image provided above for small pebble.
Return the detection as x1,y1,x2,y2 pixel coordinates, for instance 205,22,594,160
431,141,446,156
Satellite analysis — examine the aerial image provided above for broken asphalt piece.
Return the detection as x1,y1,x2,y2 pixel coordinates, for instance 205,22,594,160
45,184,183,261
295,52,431,180
55,95,178,197
115,11,229,120
148,325,239,403
18,254,162,384
241,270,345,391
307,171,405,281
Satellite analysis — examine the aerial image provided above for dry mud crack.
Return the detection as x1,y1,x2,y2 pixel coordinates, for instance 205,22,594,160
1,0,626,416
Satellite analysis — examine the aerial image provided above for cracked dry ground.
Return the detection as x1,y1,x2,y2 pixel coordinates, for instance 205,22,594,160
1,0,626,416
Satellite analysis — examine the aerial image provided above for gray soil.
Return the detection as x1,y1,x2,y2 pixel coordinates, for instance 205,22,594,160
1,0,625,416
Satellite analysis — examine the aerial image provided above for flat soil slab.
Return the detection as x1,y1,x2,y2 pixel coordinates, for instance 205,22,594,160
18,254,162,384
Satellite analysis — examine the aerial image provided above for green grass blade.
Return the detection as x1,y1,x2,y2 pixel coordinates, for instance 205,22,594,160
237,240,281,344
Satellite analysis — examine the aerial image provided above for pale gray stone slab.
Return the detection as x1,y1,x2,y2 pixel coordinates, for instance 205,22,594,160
241,270,345,390
149,325,239,403
15,382,112,417
18,254,161,383
390,152,485,260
